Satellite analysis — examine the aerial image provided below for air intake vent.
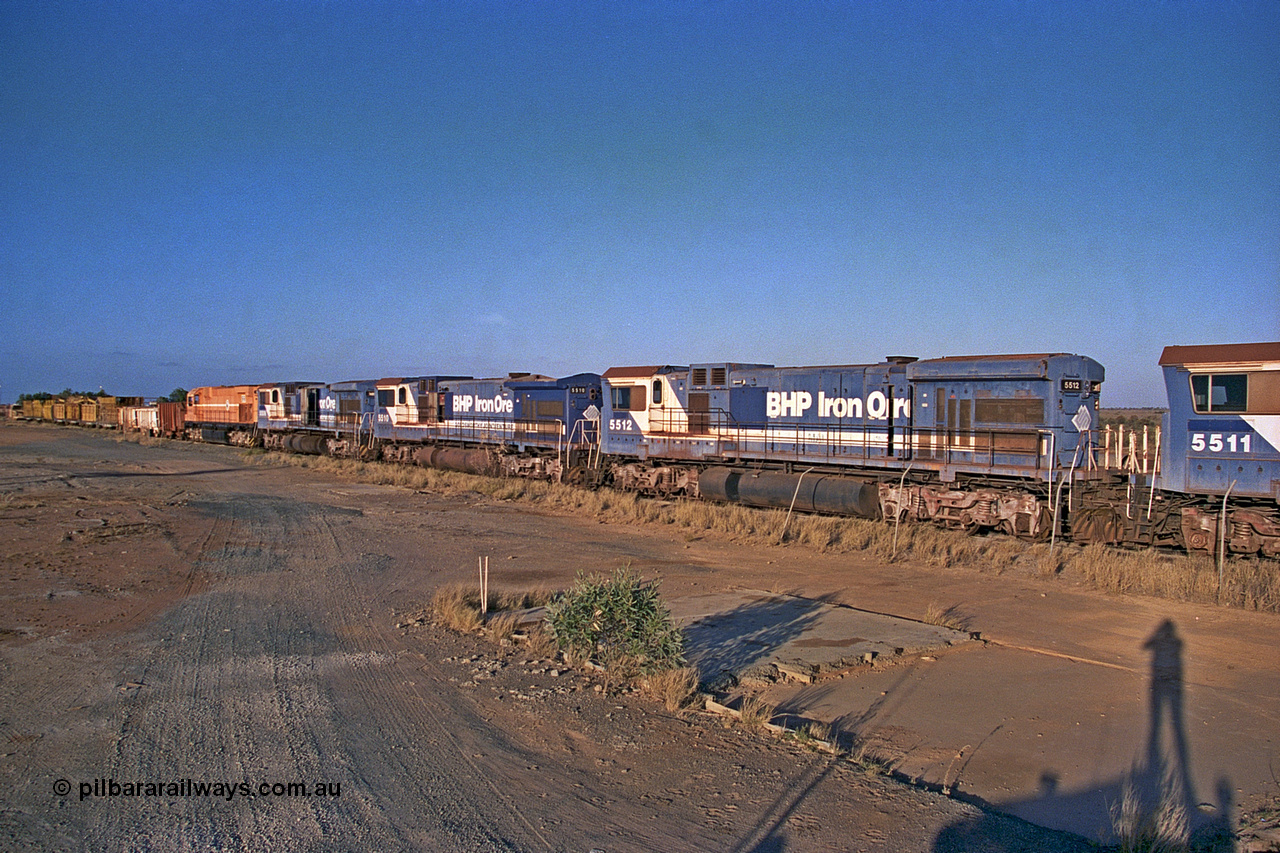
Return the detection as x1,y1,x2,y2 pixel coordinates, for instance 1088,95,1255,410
692,368,708,386
711,367,727,386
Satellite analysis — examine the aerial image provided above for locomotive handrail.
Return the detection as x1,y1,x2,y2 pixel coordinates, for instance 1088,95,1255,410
642,404,1062,477
436,417,567,447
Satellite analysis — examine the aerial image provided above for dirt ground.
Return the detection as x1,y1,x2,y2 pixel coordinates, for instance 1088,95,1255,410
0,423,1274,851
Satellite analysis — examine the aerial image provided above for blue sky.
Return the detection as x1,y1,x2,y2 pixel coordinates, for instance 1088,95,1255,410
3,1,1277,406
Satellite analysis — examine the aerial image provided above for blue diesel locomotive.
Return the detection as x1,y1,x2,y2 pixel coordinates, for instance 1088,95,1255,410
599,354,1105,539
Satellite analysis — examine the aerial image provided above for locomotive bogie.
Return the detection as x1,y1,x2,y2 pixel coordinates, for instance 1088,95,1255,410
610,462,699,497
1176,507,1280,557
880,481,1050,537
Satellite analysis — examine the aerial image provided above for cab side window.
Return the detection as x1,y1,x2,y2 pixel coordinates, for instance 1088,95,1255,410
1190,374,1247,413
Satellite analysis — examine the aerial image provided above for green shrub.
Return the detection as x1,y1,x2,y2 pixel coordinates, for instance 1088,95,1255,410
545,567,685,674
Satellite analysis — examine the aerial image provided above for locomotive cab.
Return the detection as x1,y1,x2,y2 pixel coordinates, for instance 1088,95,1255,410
601,366,684,459
256,382,325,430
1157,343,1280,502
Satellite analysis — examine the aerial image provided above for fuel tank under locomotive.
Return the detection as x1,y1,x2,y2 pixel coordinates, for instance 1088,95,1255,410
700,467,880,519
283,433,327,454
411,446,497,476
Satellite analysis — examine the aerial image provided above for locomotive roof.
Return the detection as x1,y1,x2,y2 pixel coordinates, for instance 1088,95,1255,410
909,352,1101,381
1159,342,1280,368
923,352,1070,362
375,375,473,384
190,383,264,392
603,365,684,378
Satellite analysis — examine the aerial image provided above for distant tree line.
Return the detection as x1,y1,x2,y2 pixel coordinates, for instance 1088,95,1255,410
16,389,104,401
1100,409,1165,431
17,388,187,403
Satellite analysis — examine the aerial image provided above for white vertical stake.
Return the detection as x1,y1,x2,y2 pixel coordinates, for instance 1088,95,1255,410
1218,482,1235,601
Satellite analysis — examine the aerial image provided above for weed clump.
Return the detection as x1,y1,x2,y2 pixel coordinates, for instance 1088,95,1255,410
430,584,555,635
431,584,484,632
736,695,776,730
923,601,968,631
545,567,685,675
641,666,701,713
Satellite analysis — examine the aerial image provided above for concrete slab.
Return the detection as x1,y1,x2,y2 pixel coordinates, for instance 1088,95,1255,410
670,590,973,681
668,586,1274,846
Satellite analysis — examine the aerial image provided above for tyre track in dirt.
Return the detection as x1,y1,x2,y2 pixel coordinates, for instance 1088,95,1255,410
88,491,562,852
304,511,740,852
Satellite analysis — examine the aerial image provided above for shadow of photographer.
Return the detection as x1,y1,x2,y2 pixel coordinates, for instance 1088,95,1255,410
932,618,1236,851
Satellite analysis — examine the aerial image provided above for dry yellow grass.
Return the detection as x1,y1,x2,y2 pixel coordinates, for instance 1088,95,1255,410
1073,545,1280,612
483,610,521,642
847,739,894,776
429,583,556,635
519,625,559,659
923,601,968,631
737,695,775,730
242,451,1280,614
642,666,700,713
790,719,836,753
430,583,485,632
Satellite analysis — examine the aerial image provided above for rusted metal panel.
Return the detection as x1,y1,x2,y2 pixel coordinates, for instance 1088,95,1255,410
157,401,185,434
